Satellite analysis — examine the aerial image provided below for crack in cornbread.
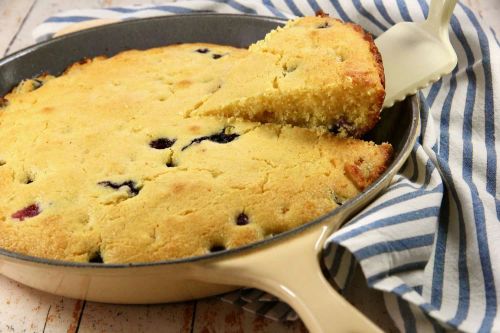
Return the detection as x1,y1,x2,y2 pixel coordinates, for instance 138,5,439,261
0,18,390,263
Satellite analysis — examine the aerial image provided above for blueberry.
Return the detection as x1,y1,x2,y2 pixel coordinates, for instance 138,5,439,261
195,48,210,54
207,131,239,144
329,124,342,135
182,128,239,151
149,138,176,149
98,180,142,196
212,54,223,60
236,213,249,226
329,118,354,135
11,204,41,221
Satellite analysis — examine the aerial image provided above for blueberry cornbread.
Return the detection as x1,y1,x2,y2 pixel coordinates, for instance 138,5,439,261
191,15,385,137
0,18,391,263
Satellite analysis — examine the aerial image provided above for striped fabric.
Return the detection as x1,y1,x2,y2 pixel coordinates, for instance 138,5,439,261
33,1,499,332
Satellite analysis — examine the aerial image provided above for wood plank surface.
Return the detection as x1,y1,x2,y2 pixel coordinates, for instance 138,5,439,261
0,274,81,333
192,299,308,333
0,1,497,332
77,302,195,333
2,0,499,56
4,0,168,56
0,0,36,56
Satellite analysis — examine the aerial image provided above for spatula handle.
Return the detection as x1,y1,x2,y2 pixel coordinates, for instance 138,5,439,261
427,0,457,37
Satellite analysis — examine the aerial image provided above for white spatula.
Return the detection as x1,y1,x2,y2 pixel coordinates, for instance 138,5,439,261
375,0,458,108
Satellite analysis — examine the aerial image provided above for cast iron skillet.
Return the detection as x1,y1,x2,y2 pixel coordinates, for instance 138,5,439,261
0,14,419,333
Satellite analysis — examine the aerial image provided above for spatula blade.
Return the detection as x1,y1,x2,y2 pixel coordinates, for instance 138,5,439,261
375,22,457,108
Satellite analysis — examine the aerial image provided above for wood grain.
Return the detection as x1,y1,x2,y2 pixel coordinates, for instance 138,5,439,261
4,0,154,56
192,298,308,333
76,302,195,333
0,274,81,333
0,0,36,56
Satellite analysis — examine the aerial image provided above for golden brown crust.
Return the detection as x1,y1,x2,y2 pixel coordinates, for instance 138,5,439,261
0,97,7,108
345,22,385,136
344,143,393,190
348,23,385,89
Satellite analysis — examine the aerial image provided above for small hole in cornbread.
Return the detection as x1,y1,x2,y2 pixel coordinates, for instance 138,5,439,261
281,206,290,214
331,191,346,206
89,251,104,263
21,171,36,184
32,79,43,90
264,228,285,239
209,244,226,253
282,63,297,73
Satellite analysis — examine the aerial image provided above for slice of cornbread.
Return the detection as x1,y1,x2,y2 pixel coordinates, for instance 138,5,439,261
190,15,385,136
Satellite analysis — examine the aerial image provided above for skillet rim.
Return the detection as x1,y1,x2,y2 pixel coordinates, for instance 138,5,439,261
0,13,420,269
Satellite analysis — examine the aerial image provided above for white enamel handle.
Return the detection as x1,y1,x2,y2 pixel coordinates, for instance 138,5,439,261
426,0,458,38
194,222,383,333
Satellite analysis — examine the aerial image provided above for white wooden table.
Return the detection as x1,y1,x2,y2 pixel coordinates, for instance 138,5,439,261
0,1,497,332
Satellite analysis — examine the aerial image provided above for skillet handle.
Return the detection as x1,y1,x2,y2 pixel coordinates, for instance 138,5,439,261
196,224,383,333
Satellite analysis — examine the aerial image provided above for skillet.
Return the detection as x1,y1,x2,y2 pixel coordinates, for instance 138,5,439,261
0,14,419,333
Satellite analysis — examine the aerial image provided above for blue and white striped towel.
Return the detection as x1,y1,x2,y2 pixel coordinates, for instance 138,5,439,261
33,1,499,332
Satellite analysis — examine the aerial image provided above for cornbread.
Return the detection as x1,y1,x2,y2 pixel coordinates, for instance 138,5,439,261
0,17,390,263
191,16,385,137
